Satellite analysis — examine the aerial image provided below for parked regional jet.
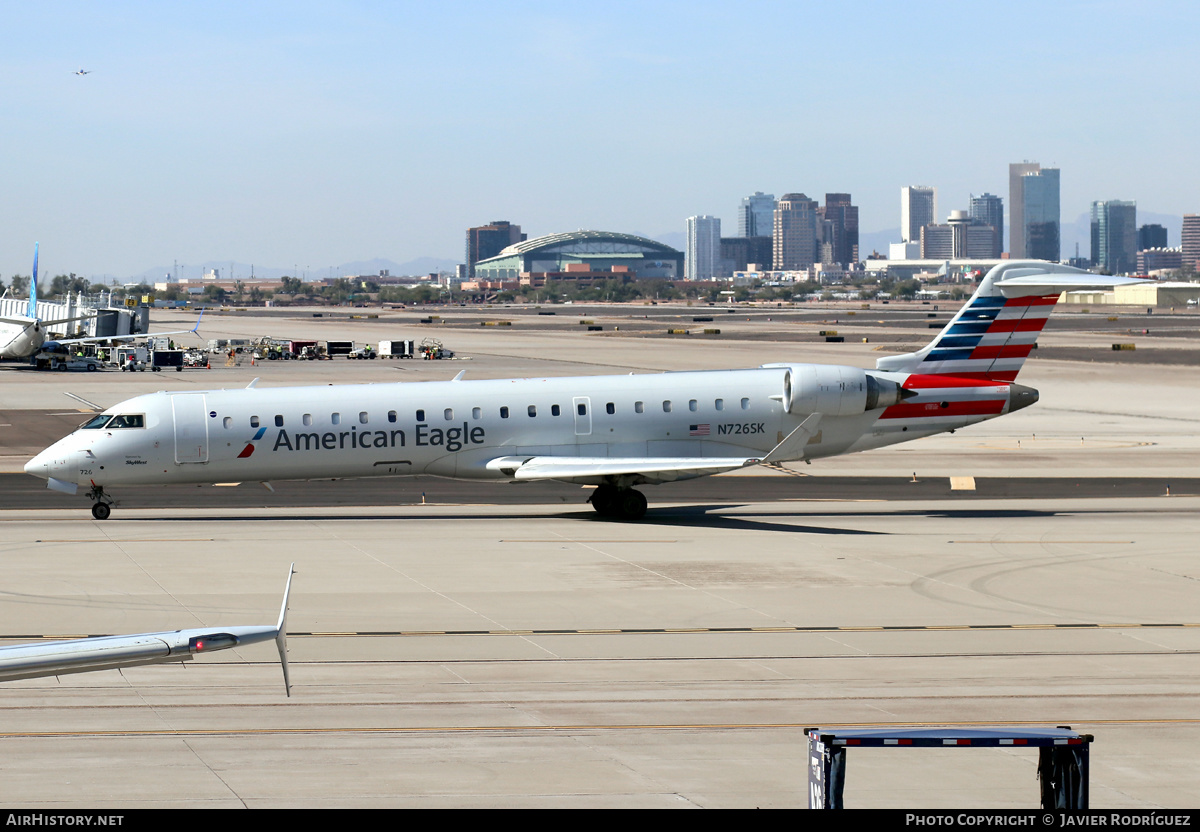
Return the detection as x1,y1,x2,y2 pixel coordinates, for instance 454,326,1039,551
0,565,293,695
25,262,1141,520
0,244,202,360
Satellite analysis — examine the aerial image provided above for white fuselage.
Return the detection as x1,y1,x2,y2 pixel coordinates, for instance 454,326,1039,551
26,365,1018,491
0,318,43,359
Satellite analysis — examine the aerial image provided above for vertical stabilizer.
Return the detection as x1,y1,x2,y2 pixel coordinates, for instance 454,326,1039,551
27,242,39,320
876,261,1086,381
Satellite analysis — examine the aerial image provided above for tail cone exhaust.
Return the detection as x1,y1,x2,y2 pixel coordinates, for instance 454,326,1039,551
1008,383,1039,413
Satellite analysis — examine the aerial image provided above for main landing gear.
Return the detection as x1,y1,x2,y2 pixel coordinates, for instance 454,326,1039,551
86,484,114,521
589,484,648,520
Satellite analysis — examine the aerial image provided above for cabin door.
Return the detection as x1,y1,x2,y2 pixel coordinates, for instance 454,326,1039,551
172,394,209,463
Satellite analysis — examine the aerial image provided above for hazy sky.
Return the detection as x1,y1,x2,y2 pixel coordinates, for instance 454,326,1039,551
1,1,1196,278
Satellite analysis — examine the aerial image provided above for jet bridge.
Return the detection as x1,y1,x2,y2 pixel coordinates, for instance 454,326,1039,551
807,726,1093,809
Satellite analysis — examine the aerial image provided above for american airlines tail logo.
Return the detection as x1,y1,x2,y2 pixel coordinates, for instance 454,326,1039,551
238,427,268,458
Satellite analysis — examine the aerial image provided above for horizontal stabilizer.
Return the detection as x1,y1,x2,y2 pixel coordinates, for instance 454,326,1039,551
995,273,1146,297
485,455,758,485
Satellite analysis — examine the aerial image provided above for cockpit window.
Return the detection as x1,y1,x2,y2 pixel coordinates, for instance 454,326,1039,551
108,414,145,429
80,414,113,430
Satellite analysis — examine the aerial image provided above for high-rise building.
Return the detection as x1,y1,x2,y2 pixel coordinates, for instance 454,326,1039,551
1182,215,1200,273
921,211,997,259
738,192,776,238
1090,200,1137,274
685,215,721,281
819,193,859,265
900,186,937,244
1012,166,1060,261
1008,162,1041,256
773,193,819,270
1138,224,1168,251
466,221,526,277
720,236,773,273
969,193,1004,257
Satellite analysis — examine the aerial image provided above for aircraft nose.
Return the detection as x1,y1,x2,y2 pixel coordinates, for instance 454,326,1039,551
24,452,50,480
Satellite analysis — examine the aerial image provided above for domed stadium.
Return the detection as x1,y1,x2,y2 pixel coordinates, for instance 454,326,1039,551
471,230,684,284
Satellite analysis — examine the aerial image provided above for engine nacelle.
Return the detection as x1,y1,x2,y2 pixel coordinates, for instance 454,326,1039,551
766,364,910,417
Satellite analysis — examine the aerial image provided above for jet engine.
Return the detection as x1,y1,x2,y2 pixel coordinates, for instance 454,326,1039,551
767,364,912,417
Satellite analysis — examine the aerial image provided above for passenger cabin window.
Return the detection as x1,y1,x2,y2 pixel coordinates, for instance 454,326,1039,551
635,401,644,414
528,405,537,417
332,412,341,425
302,414,312,427
444,408,453,421
741,398,750,410
606,402,615,415
388,411,397,423
360,412,369,424
551,404,561,417
275,415,284,427
715,398,724,411
577,403,587,416
472,407,481,420
416,409,425,422
500,406,510,419
662,401,672,413
223,417,232,429
250,416,260,428
689,399,697,412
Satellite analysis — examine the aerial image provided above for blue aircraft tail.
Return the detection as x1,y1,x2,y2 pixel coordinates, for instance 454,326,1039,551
26,242,39,319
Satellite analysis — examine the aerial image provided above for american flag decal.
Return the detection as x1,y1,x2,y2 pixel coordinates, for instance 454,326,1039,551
690,424,710,436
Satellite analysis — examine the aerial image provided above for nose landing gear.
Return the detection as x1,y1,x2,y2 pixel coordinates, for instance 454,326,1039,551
86,484,115,521
589,484,648,520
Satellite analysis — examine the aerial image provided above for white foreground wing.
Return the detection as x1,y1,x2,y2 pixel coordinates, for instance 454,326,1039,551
0,563,294,696
485,455,759,485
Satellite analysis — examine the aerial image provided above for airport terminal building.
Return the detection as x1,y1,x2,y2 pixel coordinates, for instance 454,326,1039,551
471,231,684,287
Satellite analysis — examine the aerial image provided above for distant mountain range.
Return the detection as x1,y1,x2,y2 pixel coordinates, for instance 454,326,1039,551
133,256,460,284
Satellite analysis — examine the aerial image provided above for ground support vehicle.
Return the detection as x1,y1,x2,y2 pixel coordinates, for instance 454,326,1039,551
379,339,415,358
150,349,184,372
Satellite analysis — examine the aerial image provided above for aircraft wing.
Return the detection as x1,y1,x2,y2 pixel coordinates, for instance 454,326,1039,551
0,563,294,695
38,313,98,327
49,310,204,347
484,455,760,485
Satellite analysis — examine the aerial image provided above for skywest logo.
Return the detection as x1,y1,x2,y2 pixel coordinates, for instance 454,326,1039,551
270,422,486,454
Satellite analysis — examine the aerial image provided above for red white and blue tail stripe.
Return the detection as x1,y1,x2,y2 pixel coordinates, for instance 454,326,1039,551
876,262,1140,383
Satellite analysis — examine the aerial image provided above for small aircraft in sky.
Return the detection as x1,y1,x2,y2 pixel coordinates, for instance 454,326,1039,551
74,68,91,75
25,262,1142,520
0,243,203,360
0,565,293,695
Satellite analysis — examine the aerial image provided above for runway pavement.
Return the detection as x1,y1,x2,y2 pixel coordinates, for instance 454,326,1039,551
0,303,1197,808
0,498,1196,808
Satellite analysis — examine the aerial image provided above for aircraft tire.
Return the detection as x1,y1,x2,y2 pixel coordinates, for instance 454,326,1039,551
91,502,111,521
616,489,647,520
591,485,618,515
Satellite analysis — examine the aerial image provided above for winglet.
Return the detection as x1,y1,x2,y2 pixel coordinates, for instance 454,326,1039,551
452,370,466,381
276,563,294,697
190,308,204,334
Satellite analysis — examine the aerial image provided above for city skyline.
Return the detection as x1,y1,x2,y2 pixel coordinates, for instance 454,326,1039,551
1,2,1198,278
